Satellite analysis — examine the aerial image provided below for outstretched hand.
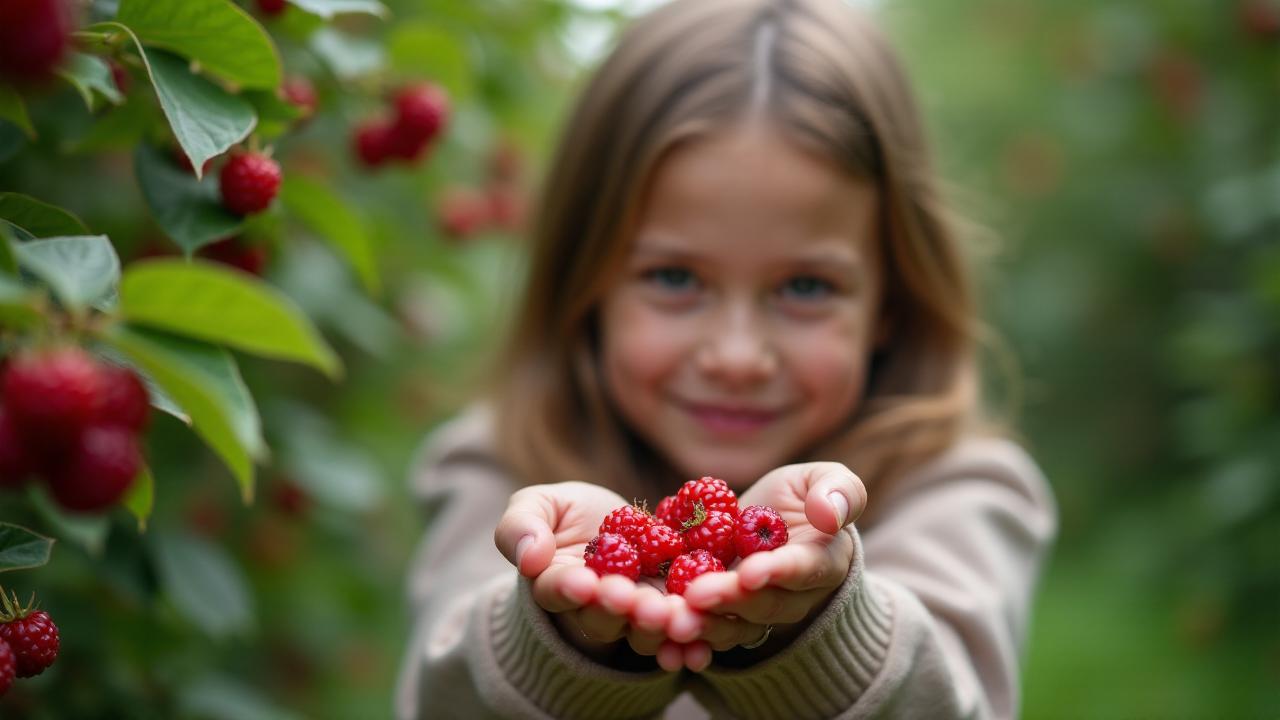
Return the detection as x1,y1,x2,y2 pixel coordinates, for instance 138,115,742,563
493,482,702,671
675,463,867,653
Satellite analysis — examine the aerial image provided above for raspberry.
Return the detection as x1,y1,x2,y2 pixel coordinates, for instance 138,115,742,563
45,426,140,513
392,83,449,144
219,151,282,216
655,495,680,530
583,533,640,580
257,0,287,16
632,523,684,577
735,505,789,558
683,509,738,566
353,120,394,168
280,75,317,117
0,600,59,679
598,504,652,539
666,476,739,529
0,639,12,697
96,364,150,432
0,0,74,85
437,187,490,239
198,236,269,276
387,124,432,163
3,347,104,449
0,411,33,489
665,549,724,596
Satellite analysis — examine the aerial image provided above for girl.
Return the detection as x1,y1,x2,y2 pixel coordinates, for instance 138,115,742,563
396,0,1056,718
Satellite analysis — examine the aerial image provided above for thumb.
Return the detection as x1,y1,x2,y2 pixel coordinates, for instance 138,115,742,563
800,463,867,535
494,489,558,577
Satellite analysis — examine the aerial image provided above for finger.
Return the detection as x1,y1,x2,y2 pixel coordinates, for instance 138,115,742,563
625,626,666,656
575,604,629,642
683,641,712,672
683,571,747,611
666,596,704,643
657,641,684,672
801,463,867,535
596,574,640,616
737,541,843,592
631,585,671,633
494,491,559,576
704,585,827,626
531,564,598,612
699,614,767,652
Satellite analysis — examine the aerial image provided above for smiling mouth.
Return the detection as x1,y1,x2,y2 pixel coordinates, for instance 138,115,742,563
679,401,783,435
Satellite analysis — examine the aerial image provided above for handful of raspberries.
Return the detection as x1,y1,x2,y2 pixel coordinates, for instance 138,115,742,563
583,476,788,595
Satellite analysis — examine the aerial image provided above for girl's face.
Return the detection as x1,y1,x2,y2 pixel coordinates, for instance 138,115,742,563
600,122,886,489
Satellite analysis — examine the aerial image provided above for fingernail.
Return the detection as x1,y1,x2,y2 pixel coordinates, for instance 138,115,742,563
515,534,534,568
829,491,849,528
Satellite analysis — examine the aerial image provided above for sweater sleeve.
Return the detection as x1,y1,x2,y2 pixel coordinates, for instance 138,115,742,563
696,438,1057,720
394,411,682,720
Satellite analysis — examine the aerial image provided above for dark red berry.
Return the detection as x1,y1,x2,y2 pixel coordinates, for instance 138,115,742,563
633,523,684,577
392,83,449,144
353,120,394,168
280,75,317,117
3,347,104,449
0,0,74,85
0,411,33,489
437,187,490,239
672,476,738,528
45,425,140,513
0,639,13,696
583,533,640,580
683,509,737,566
665,549,724,596
257,0,287,16
198,236,269,276
109,59,130,95
734,505,789,558
96,364,150,432
219,151,282,216
0,610,59,678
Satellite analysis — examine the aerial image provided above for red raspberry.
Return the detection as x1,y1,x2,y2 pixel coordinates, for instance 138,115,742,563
256,0,287,16
655,495,680,530
198,236,269,276
280,75,317,117
219,151,282,216
735,505,789,558
0,608,59,678
387,125,432,163
0,638,13,696
3,347,104,449
0,0,74,85
392,83,449,144
353,120,394,168
0,411,34,489
45,426,140,513
583,533,640,580
598,504,652,539
683,509,737,566
671,476,738,528
632,523,684,577
665,549,724,596
96,364,150,432
437,187,490,239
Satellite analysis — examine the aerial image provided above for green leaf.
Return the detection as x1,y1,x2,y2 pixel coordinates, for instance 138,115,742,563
310,28,384,81
0,220,18,274
287,0,387,19
122,466,155,532
28,487,111,555
0,121,24,162
0,523,54,572
92,345,192,425
57,51,125,111
242,89,302,141
179,675,303,720
151,530,253,637
0,193,91,237
388,23,472,102
134,143,242,253
119,259,342,378
280,176,380,295
13,235,120,311
0,85,35,138
117,0,281,89
0,274,39,329
106,325,263,501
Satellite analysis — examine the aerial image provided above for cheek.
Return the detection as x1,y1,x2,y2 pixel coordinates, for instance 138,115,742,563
784,318,871,413
601,297,686,394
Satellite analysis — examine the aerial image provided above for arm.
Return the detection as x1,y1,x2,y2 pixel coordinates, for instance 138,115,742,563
394,413,681,720
694,439,1057,720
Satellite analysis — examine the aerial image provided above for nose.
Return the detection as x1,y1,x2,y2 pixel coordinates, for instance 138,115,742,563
695,301,777,387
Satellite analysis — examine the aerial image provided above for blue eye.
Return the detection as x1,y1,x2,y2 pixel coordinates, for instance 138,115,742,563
781,275,834,300
644,267,697,292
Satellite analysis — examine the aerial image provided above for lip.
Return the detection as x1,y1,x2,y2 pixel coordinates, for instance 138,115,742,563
678,400,784,436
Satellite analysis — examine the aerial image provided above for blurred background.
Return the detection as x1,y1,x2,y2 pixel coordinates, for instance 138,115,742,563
0,0,1276,717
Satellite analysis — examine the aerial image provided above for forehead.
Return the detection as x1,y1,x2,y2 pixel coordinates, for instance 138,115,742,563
632,122,879,262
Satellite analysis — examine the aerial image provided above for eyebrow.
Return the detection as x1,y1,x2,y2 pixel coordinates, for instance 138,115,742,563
632,238,864,274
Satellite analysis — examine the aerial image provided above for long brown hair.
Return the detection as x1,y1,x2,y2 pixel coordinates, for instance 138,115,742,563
490,0,984,502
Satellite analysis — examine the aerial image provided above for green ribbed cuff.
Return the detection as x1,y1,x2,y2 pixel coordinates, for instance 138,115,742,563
699,530,894,720
487,577,680,720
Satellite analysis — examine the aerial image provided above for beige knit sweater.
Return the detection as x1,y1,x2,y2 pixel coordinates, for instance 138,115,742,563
394,408,1056,720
